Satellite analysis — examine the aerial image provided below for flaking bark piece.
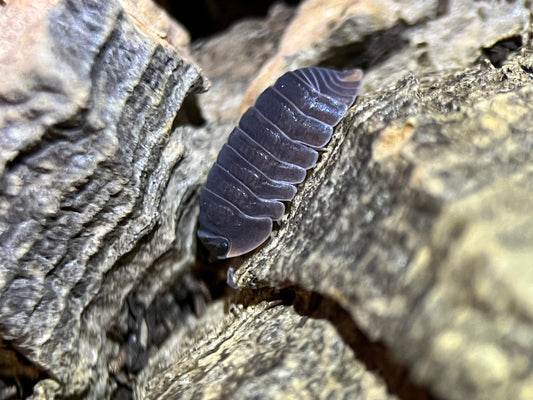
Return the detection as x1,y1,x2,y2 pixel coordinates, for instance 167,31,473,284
0,0,206,398
137,300,402,400
232,55,533,400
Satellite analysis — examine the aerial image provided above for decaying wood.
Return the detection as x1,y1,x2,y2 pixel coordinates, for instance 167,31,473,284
231,57,533,400
0,0,208,398
1,0,533,399
141,1,533,400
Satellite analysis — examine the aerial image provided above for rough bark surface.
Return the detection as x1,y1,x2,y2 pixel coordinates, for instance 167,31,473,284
0,0,207,398
140,1,533,400
191,3,295,122
231,57,533,400
139,301,401,400
2,0,533,399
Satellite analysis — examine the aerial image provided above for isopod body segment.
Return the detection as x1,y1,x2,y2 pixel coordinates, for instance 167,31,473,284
198,67,362,259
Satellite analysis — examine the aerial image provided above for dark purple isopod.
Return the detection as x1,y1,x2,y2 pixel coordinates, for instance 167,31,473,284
198,66,362,259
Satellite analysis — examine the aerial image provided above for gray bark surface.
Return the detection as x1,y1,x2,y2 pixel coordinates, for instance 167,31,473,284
0,0,206,398
140,1,533,400
1,0,533,399
232,57,533,400
139,301,401,400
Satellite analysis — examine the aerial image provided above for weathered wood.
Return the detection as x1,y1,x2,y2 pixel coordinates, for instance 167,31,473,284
0,0,207,398
138,1,533,399
139,55,533,400
2,0,533,399
232,53,533,400
138,299,404,400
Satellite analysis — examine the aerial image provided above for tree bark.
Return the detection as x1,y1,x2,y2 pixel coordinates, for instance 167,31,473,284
0,0,206,398
1,0,532,399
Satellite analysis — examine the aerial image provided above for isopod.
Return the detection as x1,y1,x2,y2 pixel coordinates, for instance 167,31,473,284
198,66,362,259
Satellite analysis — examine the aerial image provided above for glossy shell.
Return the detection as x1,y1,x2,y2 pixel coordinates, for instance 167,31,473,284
198,67,362,259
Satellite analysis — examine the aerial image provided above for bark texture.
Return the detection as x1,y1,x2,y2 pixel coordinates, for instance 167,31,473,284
0,0,207,398
140,1,533,400
1,0,533,399
231,58,533,400
140,300,402,400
